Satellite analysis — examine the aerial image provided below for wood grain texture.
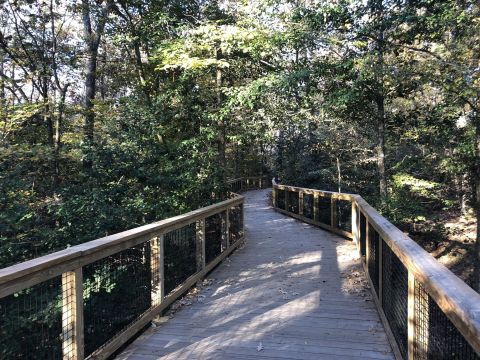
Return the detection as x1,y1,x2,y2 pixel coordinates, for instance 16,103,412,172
0,195,243,298
118,190,394,360
274,183,480,355
355,196,480,354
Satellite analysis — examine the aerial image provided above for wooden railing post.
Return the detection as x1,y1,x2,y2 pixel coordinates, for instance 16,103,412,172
222,210,229,251
313,193,319,222
378,238,383,307
299,191,304,216
331,197,338,229
352,201,358,245
151,236,164,307
196,219,206,271
408,270,416,360
62,268,84,360
365,221,371,276
285,189,290,212
241,203,245,237
272,186,277,208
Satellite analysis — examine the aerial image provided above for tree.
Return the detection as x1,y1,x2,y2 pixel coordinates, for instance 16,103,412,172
81,0,113,169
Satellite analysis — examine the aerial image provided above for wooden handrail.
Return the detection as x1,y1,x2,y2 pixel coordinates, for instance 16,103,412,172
272,184,355,238
272,183,480,358
356,195,480,357
0,195,243,297
227,175,269,193
0,193,248,360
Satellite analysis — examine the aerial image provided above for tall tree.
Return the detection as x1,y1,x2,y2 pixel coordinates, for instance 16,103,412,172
81,0,113,169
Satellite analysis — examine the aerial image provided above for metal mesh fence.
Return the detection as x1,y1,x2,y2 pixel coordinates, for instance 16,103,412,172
0,277,62,359
83,242,151,357
287,190,299,214
303,194,314,219
360,212,366,258
367,227,380,296
277,189,285,210
336,199,352,232
229,204,244,244
382,241,408,359
205,213,224,264
245,179,260,190
414,280,480,360
317,196,331,225
164,224,197,295
229,180,242,193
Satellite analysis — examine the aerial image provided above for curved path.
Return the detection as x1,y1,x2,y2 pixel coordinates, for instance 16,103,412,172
118,189,394,360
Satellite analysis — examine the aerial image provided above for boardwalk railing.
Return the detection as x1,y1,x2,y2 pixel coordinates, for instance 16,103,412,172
0,194,247,359
228,176,270,193
273,183,480,360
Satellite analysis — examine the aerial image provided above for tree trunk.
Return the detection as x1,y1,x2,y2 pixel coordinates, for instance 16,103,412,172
336,156,341,193
461,172,470,216
0,57,5,143
81,0,112,170
377,97,387,201
42,81,54,147
216,48,226,179
83,49,97,169
134,42,151,106
53,88,68,186
375,0,387,203
474,111,480,292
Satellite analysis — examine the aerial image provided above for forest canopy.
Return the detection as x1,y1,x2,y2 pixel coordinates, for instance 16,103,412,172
0,0,479,291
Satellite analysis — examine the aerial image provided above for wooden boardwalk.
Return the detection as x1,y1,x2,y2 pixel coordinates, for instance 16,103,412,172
118,189,394,360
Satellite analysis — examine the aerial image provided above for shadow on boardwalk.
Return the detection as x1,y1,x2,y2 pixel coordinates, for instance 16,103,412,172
118,189,394,360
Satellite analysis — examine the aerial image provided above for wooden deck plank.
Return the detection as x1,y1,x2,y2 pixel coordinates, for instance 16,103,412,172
117,189,394,360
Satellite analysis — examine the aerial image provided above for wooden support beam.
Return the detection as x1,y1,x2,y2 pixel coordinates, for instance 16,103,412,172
408,270,416,360
151,236,164,307
62,268,84,360
331,197,338,229
352,202,358,246
285,190,290,213
313,193,319,222
196,219,206,271
299,191,304,216
241,203,245,237
378,237,383,308
365,221,371,278
222,210,229,251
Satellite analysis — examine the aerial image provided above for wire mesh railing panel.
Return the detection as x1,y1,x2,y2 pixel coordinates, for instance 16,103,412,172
163,224,197,295
229,204,244,244
317,196,331,225
303,194,314,219
245,179,256,190
368,227,380,296
336,199,352,232
0,277,62,360
229,180,242,193
83,242,151,357
382,241,408,359
277,189,285,210
360,212,366,258
414,280,480,360
287,190,299,214
205,213,224,264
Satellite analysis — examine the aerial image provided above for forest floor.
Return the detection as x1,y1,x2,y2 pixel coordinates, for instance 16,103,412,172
407,211,476,287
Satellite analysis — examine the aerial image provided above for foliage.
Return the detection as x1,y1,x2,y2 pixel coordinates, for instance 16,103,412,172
1,4,480,350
